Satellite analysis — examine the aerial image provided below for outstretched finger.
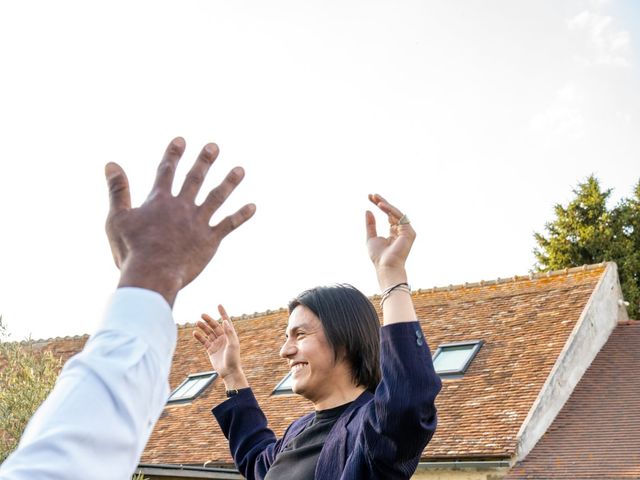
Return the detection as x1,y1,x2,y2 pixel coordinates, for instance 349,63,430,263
152,137,186,194
218,304,230,320
200,313,224,338
211,203,257,239
193,329,211,348
200,167,246,219
365,210,378,241
369,193,404,223
178,143,219,201
105,162,131,215
218,305,240,345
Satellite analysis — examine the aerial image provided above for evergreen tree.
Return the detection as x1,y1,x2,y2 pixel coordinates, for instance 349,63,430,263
609,180,640,318
534,176,640,318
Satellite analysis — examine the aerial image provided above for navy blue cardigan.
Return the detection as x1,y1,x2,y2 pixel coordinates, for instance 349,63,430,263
212,321,441,479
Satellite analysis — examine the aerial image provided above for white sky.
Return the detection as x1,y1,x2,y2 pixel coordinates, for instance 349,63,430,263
1,0,638,340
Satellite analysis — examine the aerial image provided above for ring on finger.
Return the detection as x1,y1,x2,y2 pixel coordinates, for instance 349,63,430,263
394,214,410,226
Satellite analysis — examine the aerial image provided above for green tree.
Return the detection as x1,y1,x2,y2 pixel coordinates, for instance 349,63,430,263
609,181,640,318
0,317,61,462
534,175,640,318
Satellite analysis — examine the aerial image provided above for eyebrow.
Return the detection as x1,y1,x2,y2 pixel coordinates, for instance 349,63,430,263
285,323,313,337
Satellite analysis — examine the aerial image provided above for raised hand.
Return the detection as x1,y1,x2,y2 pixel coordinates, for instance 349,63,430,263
366,195,418,324
366,193,416,273
193,305,247,389
105,137,256,305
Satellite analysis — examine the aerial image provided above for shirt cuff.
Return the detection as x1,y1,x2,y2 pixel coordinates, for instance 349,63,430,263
96,287,176,362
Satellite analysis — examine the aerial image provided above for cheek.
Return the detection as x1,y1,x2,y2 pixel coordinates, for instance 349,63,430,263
311,346,336,371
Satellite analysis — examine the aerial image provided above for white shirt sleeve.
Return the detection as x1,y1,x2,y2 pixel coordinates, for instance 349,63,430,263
0,287,176,480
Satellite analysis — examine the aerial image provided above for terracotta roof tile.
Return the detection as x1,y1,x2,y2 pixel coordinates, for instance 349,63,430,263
39,264,606,467
505,321,640,478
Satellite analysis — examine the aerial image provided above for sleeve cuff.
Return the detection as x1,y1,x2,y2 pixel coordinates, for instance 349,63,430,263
212,388,257,418
95,287,176,362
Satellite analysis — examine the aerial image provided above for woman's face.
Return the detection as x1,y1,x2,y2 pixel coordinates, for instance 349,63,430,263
279,305,351,407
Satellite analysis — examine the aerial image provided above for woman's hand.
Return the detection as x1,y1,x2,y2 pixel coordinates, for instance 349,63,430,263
193,305,247,389
366,193,416,285
366,194,418,324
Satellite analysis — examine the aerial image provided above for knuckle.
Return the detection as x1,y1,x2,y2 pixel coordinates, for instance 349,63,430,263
185,170,205,186
214,217,233,235
108,178,127,198
157,162,175,178
167,142,184,156
208,187,226,206
201,151,215,165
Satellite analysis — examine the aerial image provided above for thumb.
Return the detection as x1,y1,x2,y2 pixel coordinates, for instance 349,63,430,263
105,162,131,215
365,210,377,241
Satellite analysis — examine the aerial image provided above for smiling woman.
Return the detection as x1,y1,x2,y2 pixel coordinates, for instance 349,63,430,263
279,304,345,408
283,284,381,408
194,194,442,479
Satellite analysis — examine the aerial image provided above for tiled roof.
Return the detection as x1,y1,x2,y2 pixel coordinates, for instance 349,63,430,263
32,335,88,363
505,320,640,479
40,264,607,467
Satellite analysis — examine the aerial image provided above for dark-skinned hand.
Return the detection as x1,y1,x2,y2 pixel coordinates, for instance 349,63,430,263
105,137,256,306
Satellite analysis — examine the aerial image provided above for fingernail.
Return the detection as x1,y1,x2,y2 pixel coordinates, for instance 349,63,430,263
105,163,119,180
172,137,186,148
204,143,217,155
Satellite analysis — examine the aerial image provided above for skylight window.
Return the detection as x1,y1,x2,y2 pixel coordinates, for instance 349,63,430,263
432,341,483,376
272,372,294,395
168,371,218,403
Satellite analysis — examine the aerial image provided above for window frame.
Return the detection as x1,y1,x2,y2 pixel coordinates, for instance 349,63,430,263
432,340,484,377
271,371,294,396
167,371,218,404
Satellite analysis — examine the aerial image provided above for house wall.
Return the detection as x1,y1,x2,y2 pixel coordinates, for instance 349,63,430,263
412,467,509,480
514,262,628,462
143,468,510,480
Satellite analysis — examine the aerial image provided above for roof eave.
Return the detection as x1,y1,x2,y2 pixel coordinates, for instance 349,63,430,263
136,464,242,479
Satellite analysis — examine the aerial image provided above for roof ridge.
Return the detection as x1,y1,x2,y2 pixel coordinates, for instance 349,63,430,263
177,307,290,330
409,262,608,296
6,333,91,345
175,263,608,328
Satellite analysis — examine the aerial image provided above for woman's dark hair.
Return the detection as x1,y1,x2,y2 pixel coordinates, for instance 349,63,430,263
288,284,381,393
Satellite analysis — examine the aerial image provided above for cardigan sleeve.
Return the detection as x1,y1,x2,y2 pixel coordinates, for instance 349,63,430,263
359,321,442,477
212,389,283,480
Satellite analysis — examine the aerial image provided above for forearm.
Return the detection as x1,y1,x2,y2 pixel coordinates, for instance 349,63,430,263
213,389,278,479
377,266,417,325
0,288,176,480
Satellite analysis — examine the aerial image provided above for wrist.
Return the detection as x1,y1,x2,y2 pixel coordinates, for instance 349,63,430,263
118,259,183,307
221,369,249,390
376,267,408,291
